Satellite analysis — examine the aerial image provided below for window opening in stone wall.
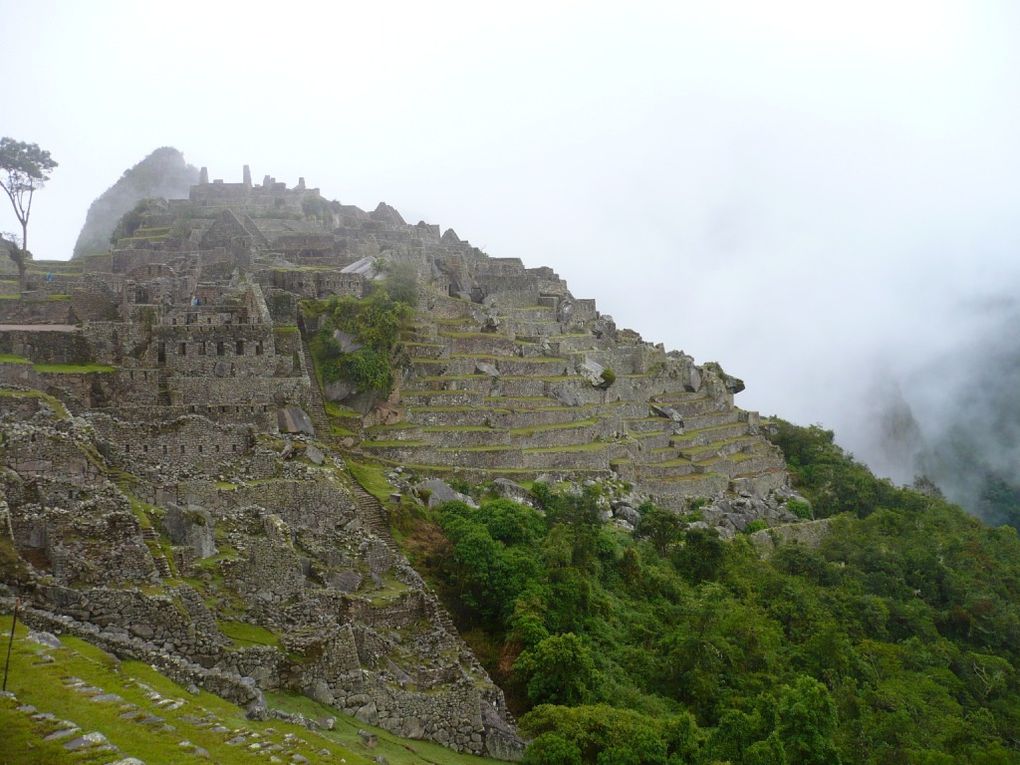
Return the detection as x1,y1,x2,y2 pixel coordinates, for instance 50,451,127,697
158,343,166,364
198,341,206,356
217,341,225,356
236,340,244,355
179,342,187,355
255,342,263,355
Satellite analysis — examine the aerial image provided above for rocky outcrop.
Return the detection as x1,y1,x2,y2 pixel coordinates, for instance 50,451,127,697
72,147,198,259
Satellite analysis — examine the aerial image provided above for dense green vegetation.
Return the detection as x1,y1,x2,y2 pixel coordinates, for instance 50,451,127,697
305,265,416,394
423,419,1020,764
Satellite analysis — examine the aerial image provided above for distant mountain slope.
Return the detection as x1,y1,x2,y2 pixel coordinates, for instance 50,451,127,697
72,146,198,259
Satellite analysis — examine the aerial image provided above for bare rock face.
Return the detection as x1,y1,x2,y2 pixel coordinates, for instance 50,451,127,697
72,147,199,259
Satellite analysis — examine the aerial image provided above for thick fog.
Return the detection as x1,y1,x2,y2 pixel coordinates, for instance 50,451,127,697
3,0,1020,499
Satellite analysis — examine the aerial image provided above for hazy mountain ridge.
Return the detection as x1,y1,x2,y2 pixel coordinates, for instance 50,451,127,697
71,146,198,259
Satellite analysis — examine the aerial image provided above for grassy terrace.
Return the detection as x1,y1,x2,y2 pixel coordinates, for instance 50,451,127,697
449,353,567,363
399,341,445,348
523,441,615,454
438,445,516,453
509,417,599,436
32,362,116,374
218,620,281,648
437,331,509,339
366,455,610,478
419,374,488,383
408,405,512,416
0,354,115,374
360,440,428,449
653,470,727,483
423,424,495,433
0,386,70,418
348,460,395,503
401,389,478,397
679,435,758,456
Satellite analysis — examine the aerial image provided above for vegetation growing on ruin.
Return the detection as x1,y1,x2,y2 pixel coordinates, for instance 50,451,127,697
305,268,416,394
415,421,1020,764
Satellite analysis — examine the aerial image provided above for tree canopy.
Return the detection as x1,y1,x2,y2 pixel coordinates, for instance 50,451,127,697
416,419,1020,763
0,138,58,283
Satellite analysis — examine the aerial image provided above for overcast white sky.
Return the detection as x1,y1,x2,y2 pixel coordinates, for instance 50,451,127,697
2,0,1019,468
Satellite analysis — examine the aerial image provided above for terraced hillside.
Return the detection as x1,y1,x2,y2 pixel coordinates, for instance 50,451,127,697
353,275,787,511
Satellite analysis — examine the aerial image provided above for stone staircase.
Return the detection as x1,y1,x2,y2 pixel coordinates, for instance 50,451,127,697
140,526,173,578
347,481,398,553
296,317,332,437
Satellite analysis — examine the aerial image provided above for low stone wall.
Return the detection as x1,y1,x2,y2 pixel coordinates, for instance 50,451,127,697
0,327,91,364
0,298,76,324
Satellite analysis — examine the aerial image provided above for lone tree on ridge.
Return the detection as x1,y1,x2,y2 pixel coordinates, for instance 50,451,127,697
0,137,58,288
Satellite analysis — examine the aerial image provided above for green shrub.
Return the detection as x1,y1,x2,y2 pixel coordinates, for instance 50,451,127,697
600,368,616,387
787,498,813,520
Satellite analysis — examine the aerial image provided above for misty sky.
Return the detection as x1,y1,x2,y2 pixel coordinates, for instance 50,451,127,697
3,0,1019,472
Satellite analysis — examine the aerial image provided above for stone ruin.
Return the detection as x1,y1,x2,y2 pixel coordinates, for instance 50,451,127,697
0,164,799,759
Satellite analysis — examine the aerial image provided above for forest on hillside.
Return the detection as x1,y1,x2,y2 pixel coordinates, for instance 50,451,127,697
405,421,1020,764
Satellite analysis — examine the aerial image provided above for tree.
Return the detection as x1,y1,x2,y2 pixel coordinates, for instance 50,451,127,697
634,502,685,555
0,138,58,287
514,633,598,705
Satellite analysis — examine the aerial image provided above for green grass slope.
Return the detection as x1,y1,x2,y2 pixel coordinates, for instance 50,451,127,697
0,617,502,765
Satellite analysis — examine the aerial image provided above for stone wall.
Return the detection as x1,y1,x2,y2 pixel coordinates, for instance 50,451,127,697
0,298,76,325
0,328,91,363
91,413,256,466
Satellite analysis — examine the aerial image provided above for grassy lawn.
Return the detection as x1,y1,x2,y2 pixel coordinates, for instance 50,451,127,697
348,461,394,504
0,387,70,418
217,620,280,648
0,616,370,764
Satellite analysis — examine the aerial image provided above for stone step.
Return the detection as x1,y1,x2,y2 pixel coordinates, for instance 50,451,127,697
651,393,728,418
441,332,521,356
400,389,484,406
398,341,448,359
677,434,761,463
669,421,751,449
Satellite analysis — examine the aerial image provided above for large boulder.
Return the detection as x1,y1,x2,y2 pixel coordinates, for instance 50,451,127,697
278,406,315,436
163,505,216,559
578,358,606,388
418,478,477,509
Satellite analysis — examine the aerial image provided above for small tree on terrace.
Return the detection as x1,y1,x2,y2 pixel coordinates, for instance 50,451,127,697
0,138,58,288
